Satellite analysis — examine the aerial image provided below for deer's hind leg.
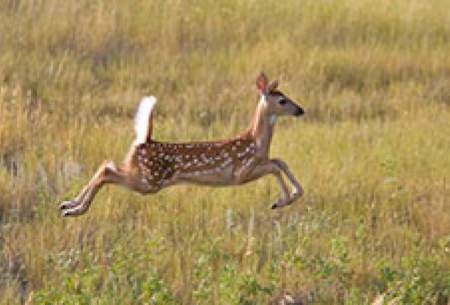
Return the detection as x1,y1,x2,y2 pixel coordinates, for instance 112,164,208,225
59,160,124,216
59,159,155,217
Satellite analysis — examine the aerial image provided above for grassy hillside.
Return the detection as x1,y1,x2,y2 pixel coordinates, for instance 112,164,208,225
0,0,449,304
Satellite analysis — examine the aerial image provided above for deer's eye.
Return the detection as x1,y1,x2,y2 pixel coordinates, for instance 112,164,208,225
279,99,287,105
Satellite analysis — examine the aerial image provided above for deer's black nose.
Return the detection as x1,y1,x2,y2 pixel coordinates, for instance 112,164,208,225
295,107,304,116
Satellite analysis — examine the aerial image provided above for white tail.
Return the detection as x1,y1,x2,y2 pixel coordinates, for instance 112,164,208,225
59,72,305,216
134,96,157,144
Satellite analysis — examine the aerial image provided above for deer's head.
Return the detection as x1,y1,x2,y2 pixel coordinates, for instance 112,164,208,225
256,72,304,118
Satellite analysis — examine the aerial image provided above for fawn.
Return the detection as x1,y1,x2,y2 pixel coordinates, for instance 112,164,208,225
59,72,305,216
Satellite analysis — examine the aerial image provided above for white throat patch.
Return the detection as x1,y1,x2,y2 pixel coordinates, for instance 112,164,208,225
259,95,277,125
259,95,268,105
269,115,277,125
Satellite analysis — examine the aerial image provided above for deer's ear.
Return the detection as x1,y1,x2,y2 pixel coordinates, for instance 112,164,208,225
256,72,269,93
267,80,278,92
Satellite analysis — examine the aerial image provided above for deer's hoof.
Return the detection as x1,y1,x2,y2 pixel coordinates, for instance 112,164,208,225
271,199,287,209
59,200,79,210
62,210,77,217
61,208,82,217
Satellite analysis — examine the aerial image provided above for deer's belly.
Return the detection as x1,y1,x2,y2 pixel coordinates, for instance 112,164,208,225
174,165,234,186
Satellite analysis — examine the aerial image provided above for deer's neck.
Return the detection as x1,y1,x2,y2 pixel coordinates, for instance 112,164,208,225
248,96,276,156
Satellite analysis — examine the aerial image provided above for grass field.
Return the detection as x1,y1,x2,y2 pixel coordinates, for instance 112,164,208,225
1,0,449,304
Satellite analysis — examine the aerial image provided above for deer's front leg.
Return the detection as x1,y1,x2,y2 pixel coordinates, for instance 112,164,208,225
272,158,304,202
233,160,291,209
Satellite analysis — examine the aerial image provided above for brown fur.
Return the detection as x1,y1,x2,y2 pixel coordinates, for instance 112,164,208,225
59,72,304,216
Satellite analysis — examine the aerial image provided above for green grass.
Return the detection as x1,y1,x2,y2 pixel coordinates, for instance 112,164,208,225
0,0,449,304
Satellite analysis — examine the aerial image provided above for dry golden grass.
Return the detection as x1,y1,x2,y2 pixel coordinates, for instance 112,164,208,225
0,0,449,304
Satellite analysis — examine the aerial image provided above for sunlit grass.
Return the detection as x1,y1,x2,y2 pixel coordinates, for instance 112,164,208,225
0,0,449,304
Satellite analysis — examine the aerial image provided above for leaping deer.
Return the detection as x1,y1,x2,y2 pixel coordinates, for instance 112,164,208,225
59,72,305,216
